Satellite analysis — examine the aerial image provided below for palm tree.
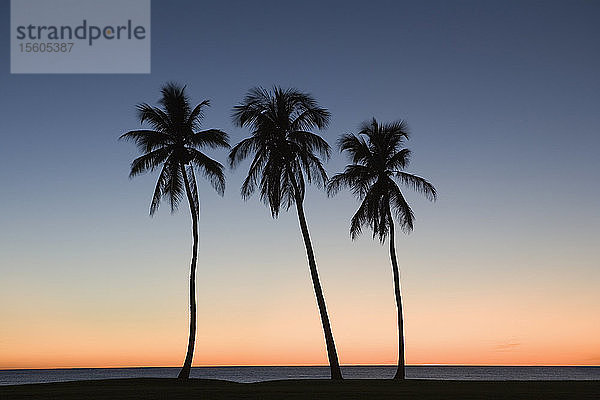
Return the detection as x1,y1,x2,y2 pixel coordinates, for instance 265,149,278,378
327,118,436,380
119,83,230,379
229,86,343,380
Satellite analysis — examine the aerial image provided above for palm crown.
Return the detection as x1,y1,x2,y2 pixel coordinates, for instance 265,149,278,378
228,86,332,216
120,83,230,214
328,118,437,241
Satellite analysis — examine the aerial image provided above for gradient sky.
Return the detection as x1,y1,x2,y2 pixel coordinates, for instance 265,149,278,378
1,0,599,369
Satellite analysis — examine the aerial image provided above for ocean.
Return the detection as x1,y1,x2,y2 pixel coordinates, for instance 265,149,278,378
1,366,598,386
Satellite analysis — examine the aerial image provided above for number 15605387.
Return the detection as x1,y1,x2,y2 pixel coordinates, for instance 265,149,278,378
19,42,74,52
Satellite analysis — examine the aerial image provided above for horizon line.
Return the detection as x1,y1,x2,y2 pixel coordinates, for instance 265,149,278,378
2,364,599,371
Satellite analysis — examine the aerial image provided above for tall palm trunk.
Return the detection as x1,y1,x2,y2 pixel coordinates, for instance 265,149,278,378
178,164,199,380
292,185,342,380
389,215,405,380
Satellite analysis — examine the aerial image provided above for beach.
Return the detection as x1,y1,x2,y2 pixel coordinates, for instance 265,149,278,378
2,378,599,399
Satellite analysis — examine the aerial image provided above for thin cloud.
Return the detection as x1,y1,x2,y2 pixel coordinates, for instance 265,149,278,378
495,340,521,352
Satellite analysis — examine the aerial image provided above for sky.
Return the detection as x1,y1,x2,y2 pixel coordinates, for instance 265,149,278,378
0,0,599,369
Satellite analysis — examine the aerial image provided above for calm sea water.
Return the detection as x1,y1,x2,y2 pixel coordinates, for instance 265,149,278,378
1,366,599,386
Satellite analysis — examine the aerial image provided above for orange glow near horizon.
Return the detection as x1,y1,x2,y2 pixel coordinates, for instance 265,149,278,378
2,281,598,370
2,215,598,370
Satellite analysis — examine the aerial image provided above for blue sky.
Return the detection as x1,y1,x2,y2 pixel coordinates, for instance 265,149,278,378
1,0,599,367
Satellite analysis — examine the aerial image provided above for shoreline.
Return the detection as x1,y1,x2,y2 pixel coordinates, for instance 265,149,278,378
1,378,599,399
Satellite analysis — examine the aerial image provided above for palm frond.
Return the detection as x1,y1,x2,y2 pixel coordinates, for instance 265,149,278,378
228,136,260,168
387,148,411,170
350,197,369,239
288,161,306,203
281,162,299,212
383,119,410,140
188,149,226,196
394,171,437,202
128,147,173,178
337,133,371,165
148,155,184,215
358,118,379,138
150,161,170,216
291,130,332,160
350,186,387,240
187,100,210,130
296,148,328,187
159,82,191,126
136,104,171,132
232,86,271,128
388,179,415,233
120,130,173,154
326,164,373,197
240,149,267,200
189,128,230,150
259,156,284,216
289,94,331,130
165,157,184,213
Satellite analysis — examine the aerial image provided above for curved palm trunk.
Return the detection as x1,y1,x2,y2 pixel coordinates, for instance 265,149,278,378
178,164,199,380
293,191,343,380
389,216,406,380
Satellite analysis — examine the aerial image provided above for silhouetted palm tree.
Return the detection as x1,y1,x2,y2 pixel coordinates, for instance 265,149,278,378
229,86,343,380
120,83,229,379
327,118,436,380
